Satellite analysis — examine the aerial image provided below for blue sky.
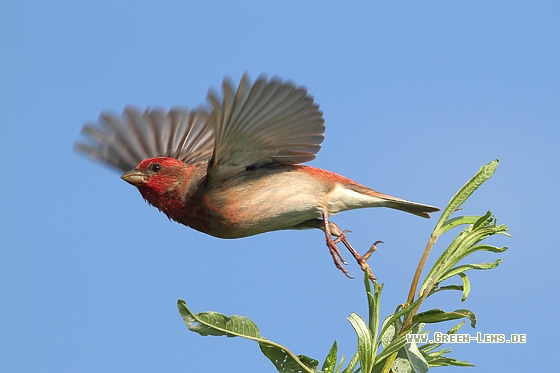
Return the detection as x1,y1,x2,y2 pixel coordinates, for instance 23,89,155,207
2,1,557,372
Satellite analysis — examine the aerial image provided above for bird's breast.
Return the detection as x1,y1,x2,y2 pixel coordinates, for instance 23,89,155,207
181,166,328,238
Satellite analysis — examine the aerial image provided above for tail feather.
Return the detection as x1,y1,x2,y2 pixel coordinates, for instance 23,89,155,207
357,185,440,218
339,182,440,218
383,199,440,218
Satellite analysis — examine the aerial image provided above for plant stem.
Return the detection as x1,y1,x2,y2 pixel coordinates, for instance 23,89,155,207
402,230,439,331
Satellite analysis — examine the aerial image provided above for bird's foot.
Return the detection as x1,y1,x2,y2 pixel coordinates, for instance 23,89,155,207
333,229,352,245
326,234,352,279
321,214,381,281
353,240,383,281
338,232,382,281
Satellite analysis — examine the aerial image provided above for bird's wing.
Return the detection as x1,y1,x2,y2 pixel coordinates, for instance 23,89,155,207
205,73,325,183
74,106,214,172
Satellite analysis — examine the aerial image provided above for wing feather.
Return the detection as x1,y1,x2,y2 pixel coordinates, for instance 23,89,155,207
74,106,213,172
75,73,324,177
206,73,325,182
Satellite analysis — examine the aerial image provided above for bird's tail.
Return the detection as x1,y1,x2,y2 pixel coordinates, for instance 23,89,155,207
342,182,440,218
382,199,440,218
359,186,440,218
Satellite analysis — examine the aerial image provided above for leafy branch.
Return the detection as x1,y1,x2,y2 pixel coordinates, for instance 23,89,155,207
177,300,323,372
177,159,509,372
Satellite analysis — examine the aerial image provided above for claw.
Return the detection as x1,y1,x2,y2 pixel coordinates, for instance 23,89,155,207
339,235,379,281
321,213,381,281
352,241,383,281
328,238,348,265
362,240,383,261
333,229,352,244
323,214,383,281
326,238,353,279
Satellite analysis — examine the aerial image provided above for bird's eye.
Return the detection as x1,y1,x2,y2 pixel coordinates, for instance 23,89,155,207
150,163,162,173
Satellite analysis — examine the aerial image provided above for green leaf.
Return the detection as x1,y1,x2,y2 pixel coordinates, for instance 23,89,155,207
367,279,383,349
418,322,475,367
178,300,260,338
399,340,429,373
380,323,396,349
447,320,467,334
341,352,360,373
377,333,409,362
439,259,503,283
459,273,471,301
428,284,463,295
433,159,499,234
379,297,423,338
427,357,475,367
420,212,509,296
439,215,483,235
259,344,318,372
363,273,382,335
348,312,374,372
389,357,411,373
466,243,509,255
177,300,316,373
372,333,408,370
321,341,338,373
418,321,466,354
413,309,476,328
297,355,319,369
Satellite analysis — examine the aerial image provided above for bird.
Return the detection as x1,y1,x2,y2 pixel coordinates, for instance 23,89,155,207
74,73,439,279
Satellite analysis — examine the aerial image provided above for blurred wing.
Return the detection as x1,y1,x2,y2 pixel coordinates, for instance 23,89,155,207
74,106,214,172
206,73,325,183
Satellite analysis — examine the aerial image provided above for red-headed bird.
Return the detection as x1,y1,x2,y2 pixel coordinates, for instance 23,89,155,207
75,74,439,279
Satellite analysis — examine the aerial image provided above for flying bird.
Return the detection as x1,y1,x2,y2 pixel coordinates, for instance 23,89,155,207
75,73,439,279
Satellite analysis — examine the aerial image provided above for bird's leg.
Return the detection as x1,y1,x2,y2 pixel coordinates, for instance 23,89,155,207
320,213,352,279
326,216,382,281
294,216,381,280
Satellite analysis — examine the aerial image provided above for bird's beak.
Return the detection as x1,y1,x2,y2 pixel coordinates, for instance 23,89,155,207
121,169,147,186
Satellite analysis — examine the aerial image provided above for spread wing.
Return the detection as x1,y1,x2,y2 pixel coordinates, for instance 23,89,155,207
205,73,325,183
74,106,214,172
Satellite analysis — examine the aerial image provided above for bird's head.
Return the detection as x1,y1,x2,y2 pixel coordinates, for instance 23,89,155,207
121,157,200,216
